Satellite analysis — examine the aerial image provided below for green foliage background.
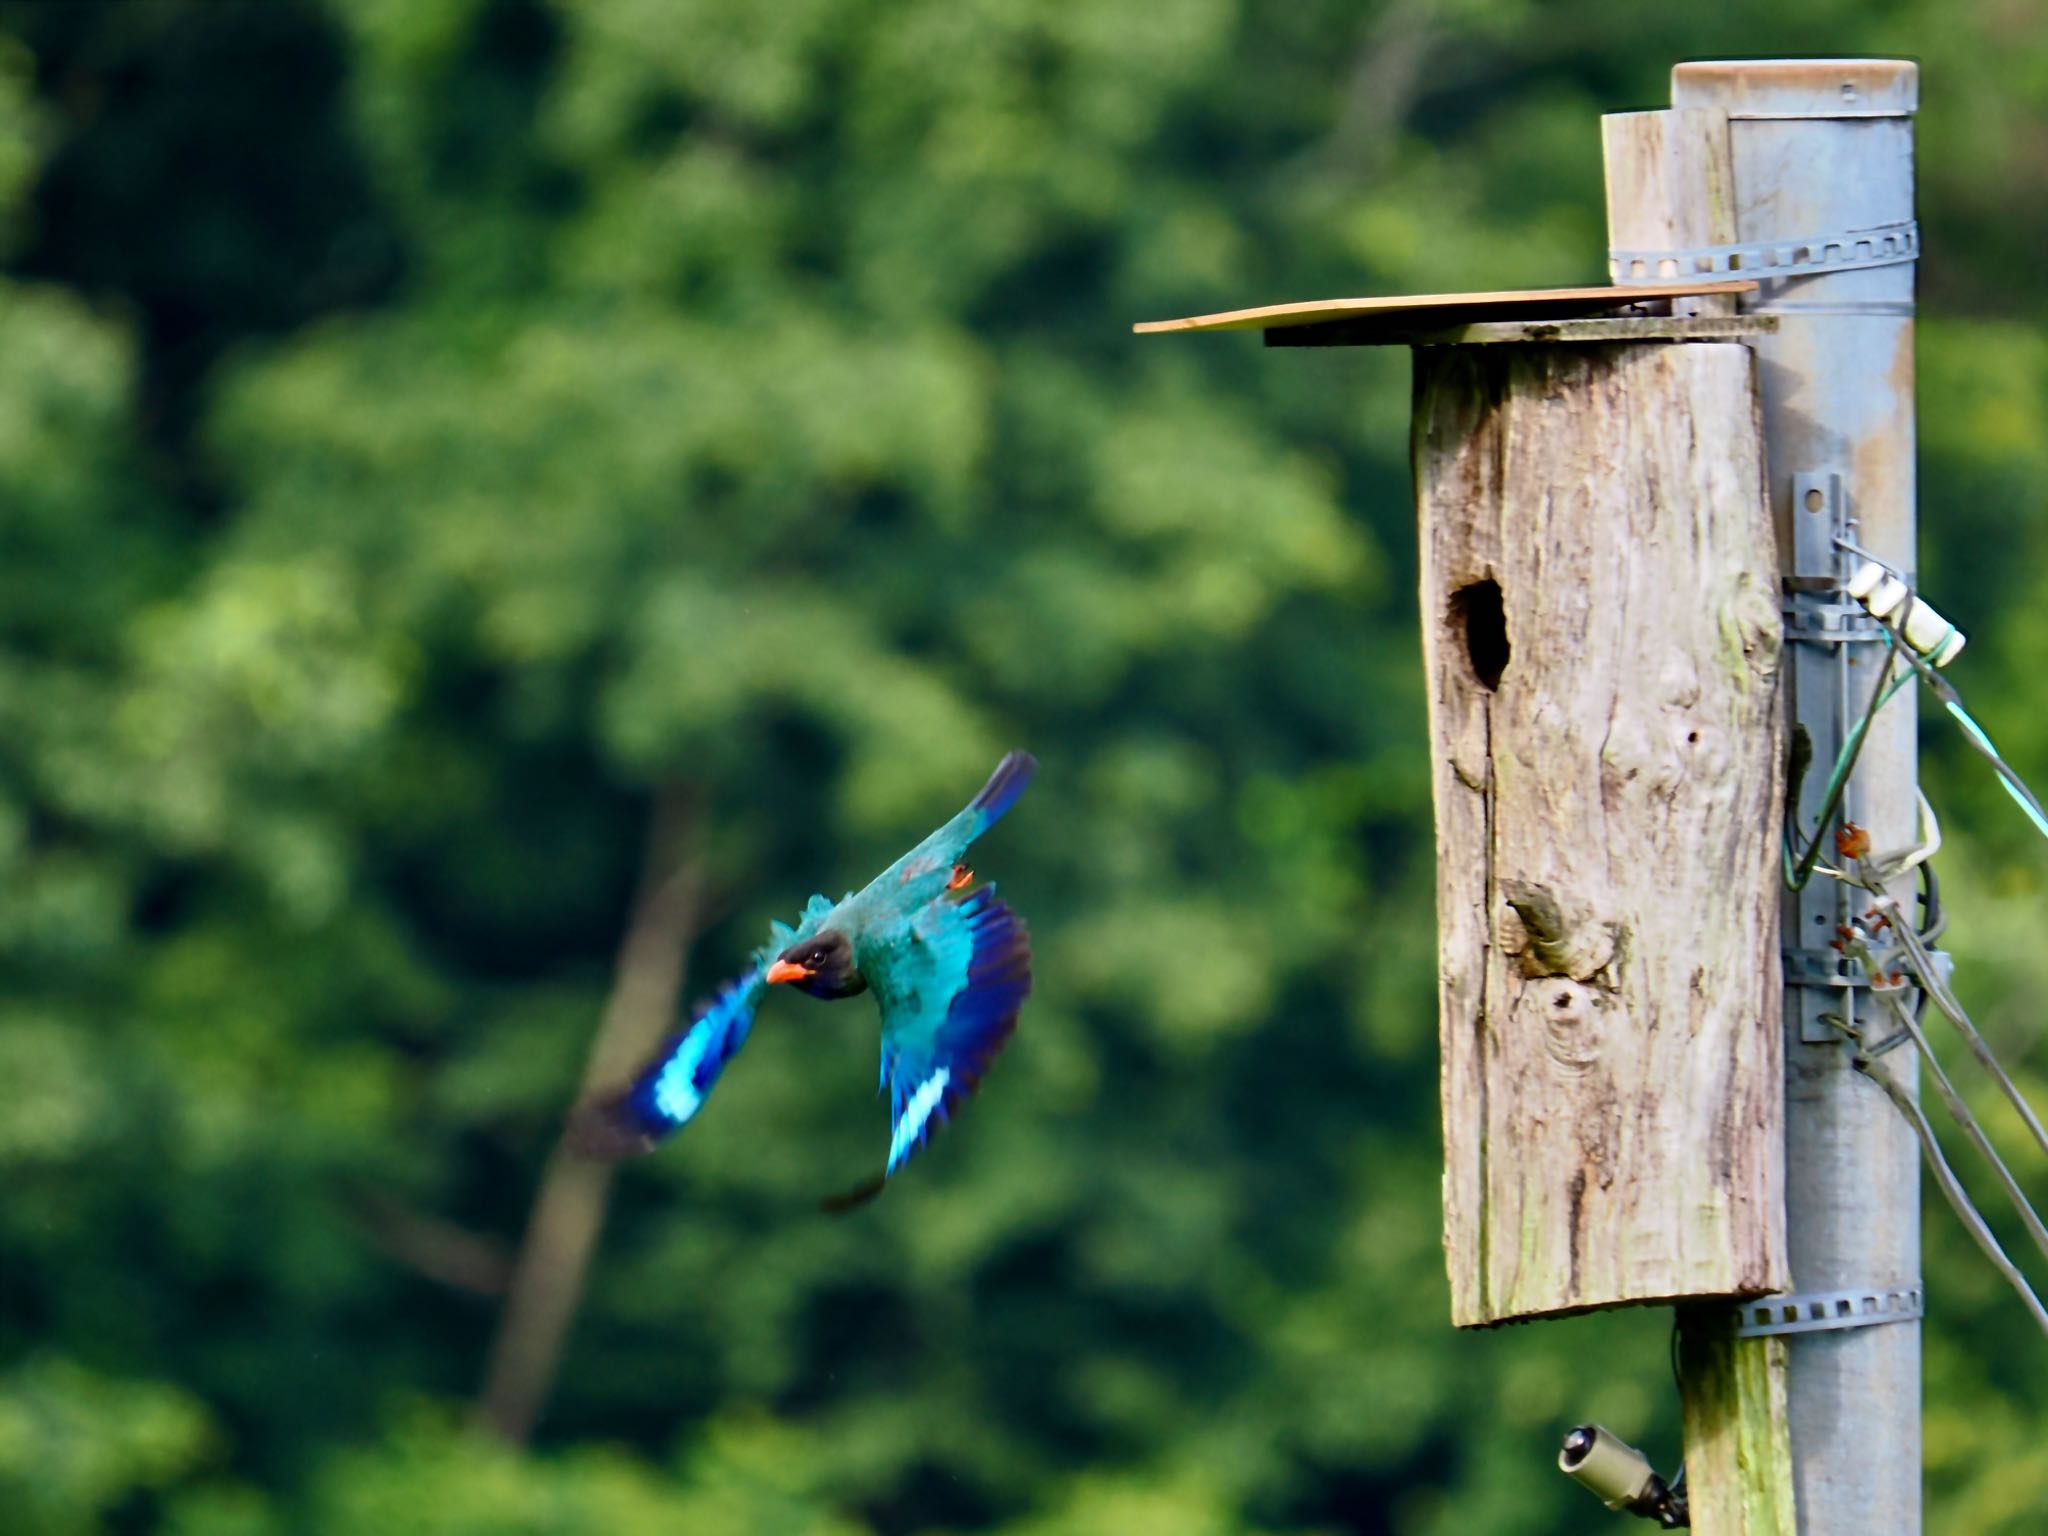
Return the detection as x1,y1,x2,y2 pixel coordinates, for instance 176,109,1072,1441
2,2,2047,1532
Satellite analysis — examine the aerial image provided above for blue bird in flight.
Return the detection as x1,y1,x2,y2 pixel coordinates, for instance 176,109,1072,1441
571,752,1035,1207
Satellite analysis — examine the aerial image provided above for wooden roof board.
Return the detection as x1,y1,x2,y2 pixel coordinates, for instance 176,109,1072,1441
1132,280,1758,336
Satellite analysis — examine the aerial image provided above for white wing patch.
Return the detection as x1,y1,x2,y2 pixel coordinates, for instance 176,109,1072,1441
651,1027,714,1125
887,1066,952,1172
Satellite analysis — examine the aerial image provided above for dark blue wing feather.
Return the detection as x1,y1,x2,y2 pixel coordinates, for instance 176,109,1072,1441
881,888,1031,1173
969,751,1037,834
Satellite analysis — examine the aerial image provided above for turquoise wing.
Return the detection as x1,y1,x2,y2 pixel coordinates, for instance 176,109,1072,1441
852,752,1036,918
875,887,1032,1175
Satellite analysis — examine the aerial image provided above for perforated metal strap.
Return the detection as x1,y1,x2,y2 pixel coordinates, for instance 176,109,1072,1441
1733,1285,1924,1338
1611,219,1918,285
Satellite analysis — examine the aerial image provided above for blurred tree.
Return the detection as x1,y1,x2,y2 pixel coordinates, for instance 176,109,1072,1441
4,0,402,465
1,2,2047,1534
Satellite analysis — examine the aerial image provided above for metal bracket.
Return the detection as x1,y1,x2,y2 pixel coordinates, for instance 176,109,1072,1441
1786,945,1952,991
1789,471,1851,582
1785,946,1867,990
1783,469,1865,1042
1794,950,1949,1024
1733,1285,1924,1338
1780,601,1886,646
1611,219,1919,285
1775,470,1940,1041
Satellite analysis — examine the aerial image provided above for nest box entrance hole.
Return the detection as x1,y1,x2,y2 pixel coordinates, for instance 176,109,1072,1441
1450,578,1509,691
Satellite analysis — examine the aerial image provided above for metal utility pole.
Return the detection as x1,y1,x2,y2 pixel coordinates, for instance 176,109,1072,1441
1666,59,1923,1535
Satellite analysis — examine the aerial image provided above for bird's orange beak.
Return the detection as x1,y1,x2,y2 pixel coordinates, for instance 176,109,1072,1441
766,959,812,986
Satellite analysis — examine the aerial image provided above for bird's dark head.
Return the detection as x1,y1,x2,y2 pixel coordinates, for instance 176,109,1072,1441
766,929,866,999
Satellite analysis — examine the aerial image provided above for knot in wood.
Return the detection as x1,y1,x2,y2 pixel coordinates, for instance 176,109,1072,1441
1722,570,1784,691
1497,880,1624,985
1540,978,1603,1075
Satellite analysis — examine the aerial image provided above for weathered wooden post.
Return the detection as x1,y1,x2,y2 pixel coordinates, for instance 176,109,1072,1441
1135,54,1924,1536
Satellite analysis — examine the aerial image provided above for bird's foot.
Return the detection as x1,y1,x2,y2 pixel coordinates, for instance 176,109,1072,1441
819,1171,888,1214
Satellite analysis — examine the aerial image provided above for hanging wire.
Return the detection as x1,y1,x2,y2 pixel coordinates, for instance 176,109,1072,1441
1821,890,2048,1337
1879,628,2048,844
1838,572,2048,1151
1806,543,2048,1338
1908,850,1944,1033
1918,856,1946,944
1886,906,2048,1161
1861,966,2048,1269
1783,643,1909,890
1851,1039,2048,1343
1831,533,1896,568
1881,789,1943,882
1781,535,1914,890
1821,538,2048,844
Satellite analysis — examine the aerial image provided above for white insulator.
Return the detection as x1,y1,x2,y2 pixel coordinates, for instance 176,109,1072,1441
1846,561,1886,602
1908,606,1967,667
1867,575,1910,621
1845,559,1966,667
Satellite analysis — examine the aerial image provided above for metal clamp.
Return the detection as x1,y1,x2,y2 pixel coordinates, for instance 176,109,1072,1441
1786,945,1953,992
1781,600,1886,646
1611,220,1919,284
1785,946,1869,990
1733,1285,1923,1338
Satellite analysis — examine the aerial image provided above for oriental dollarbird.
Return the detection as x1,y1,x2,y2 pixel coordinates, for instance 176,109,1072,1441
571,751,1036,1207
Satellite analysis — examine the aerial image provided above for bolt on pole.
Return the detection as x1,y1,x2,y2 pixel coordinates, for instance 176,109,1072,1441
1671,58,1922,1536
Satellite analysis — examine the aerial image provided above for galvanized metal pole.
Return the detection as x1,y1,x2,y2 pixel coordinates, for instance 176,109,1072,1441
1669,59,1922,1535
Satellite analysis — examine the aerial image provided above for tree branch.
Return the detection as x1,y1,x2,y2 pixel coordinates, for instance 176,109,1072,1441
472,783,705,1444
356,1192,516,1296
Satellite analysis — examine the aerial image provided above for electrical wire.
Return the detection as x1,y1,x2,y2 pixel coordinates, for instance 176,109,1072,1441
1813,546,2048,852
1783,644,1909,891
1886,910,2048,1162
1848,584,2048,1153
1881,628,2048,844
1912,858,1943,1032
1853,1044,2048,1343
1802,546,2048,1338
1865,978,2048,1269
1824,873,2048,1343
1877,790,1943,883
1916,847,1945,944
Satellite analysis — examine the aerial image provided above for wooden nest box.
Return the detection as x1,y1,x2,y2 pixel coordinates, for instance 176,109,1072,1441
1413,328,1788,1326
1139,133,1792,1330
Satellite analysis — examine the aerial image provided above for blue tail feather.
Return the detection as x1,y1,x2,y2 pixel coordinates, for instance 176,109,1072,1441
969,750,1037,832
